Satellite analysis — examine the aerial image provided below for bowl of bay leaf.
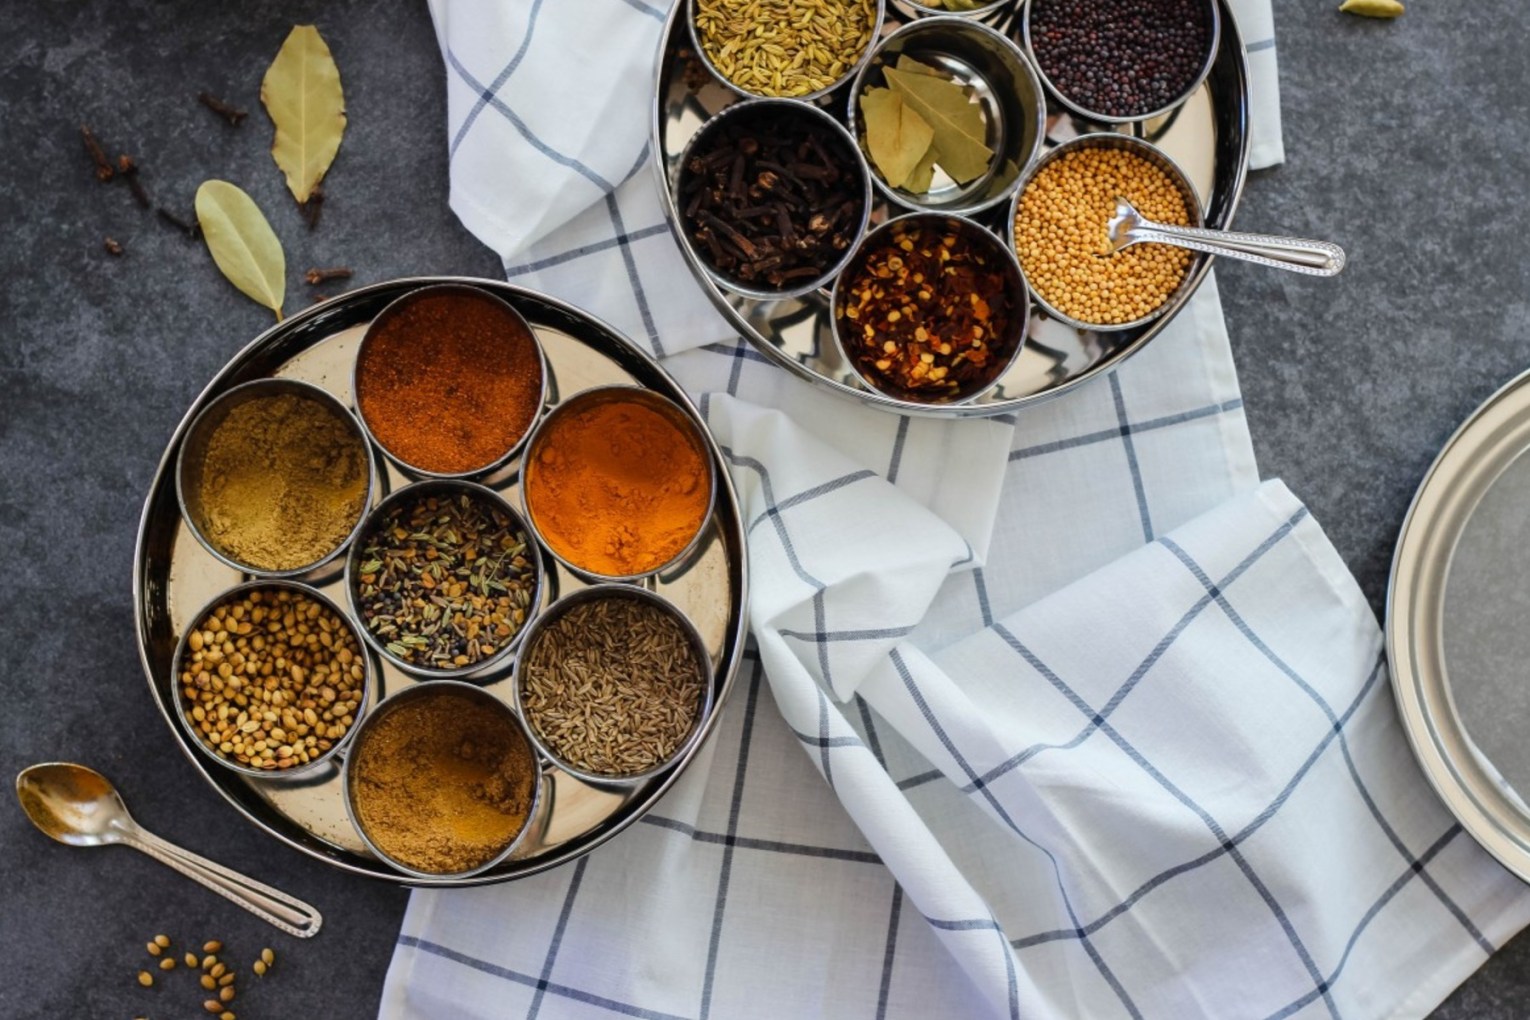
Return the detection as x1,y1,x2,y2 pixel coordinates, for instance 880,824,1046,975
847,16,1046,216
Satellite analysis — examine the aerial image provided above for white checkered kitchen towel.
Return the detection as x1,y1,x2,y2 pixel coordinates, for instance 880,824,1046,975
383,2,1530,1017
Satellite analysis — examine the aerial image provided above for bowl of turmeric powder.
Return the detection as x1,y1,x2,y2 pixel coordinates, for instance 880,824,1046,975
521,386,718,582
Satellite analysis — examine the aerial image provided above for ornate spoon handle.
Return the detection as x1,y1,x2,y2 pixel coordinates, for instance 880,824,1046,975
1132,223,1346,276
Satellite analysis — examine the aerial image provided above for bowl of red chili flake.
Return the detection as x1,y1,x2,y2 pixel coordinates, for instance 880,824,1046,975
831,213,1028,404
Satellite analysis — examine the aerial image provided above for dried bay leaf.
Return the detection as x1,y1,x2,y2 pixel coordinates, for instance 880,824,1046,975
860,87,935,190
195,180,286,321
1338,0,1403,15
895,55,947,79
261,25,346,205
904,145,940,195
884,66,993,185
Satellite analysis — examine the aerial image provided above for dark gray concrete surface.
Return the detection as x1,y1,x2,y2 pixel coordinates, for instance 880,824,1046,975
0,1,1525,1017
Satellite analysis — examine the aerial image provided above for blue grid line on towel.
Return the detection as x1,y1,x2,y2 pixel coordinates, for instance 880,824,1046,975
1158,536,1493,954
526,856,590,1020
448,0,545,157
639,812,883,865
699,665,764,1020
875,884,905,1020
445,48,614,191
1108,373,1155,542
603,193,663,354
1009,398,1246,462
504,225,671,278
1264,825,1465,1020
396,935,690,1020
888,648,1139,1020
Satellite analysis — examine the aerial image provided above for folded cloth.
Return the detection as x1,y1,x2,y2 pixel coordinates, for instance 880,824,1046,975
384,2,1530,1017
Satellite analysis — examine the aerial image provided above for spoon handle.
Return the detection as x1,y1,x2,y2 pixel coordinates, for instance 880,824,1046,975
126,829,323,938
1133,224,1347,277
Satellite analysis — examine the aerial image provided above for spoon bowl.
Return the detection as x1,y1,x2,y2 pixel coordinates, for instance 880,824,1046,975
15,761,323,937
16,762,132,847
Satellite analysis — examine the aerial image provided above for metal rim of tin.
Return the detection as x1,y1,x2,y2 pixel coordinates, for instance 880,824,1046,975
1005,132,1207,333
511,584,717,787
898,0,1009,19
351,282,550,480
830,212,1030,404
672,98,875,302
174,377,378,578
686,0,888,106
134,276,751,886
1019,0,1222,127
169,578,372,781
342,679,545,880
1388,366,1530,882
344,477,547,680
519,384,719,584
650,0,1252,420
844,14,1047,218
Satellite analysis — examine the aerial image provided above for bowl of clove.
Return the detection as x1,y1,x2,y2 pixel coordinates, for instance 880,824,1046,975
673,99,874,301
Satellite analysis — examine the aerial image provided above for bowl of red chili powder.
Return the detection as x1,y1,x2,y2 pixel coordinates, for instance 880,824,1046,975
353,284,547,477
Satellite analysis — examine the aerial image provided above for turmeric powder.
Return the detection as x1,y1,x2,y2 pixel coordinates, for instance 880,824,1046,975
525,391,711,577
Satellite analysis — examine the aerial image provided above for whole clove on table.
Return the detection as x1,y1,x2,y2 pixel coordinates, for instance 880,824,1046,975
197,91,248,127
679,107,865,292
80,125,114,182
117,154,151,208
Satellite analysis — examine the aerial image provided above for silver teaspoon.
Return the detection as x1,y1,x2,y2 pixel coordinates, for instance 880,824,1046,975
16,762,322,938
1106,196,1347,277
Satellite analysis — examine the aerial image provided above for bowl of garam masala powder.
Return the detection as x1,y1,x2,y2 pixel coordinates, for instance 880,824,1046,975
344,681,543,878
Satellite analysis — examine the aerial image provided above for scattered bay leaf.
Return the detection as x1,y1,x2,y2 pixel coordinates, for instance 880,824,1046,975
261,25,346,205
861,88,935,190
195,180,286,321
1338,0,1403,15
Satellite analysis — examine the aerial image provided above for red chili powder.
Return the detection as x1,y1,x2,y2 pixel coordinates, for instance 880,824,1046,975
356,290,543,474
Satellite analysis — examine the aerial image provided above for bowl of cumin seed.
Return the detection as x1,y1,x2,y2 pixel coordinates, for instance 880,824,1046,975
511,584,714,785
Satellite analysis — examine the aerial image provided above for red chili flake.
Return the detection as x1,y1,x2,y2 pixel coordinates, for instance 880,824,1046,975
836,222,1018,401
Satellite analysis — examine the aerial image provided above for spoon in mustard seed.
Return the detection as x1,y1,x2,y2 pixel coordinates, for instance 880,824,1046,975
16,762,322,938
1105,196,1347,276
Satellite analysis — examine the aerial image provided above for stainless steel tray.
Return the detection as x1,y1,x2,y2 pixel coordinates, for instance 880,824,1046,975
653,0,1251,419
133,277,750,886
1388,367,1530,882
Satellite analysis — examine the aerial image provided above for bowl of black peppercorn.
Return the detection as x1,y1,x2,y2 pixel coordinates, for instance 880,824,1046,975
1021,0,1221,125
672,99,874,301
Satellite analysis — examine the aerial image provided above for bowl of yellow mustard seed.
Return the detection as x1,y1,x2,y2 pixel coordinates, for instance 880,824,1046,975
1008,134,1204,332
175,378,377,577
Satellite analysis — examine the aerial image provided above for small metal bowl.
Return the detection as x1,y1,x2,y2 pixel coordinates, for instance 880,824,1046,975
170,579,372,781
687,0,886,104
1007,133,1206,333
352,283,549,480
521,386,718,582
831,212,1030,404
343,680,544,880
894,0,1011,19
176,377,377,579
512,584,715,787
846,16,1045,216
672,99,874,301
1020,0,1221,126
345,479,546,680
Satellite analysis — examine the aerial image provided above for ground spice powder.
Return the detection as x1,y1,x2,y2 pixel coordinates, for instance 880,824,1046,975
526,395,711,577
350,691,536,874
196,392,368,571
355,290,544,475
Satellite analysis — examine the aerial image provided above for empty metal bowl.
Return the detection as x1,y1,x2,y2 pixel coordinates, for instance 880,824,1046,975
846,15,1045,217
1007,132,1206,333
